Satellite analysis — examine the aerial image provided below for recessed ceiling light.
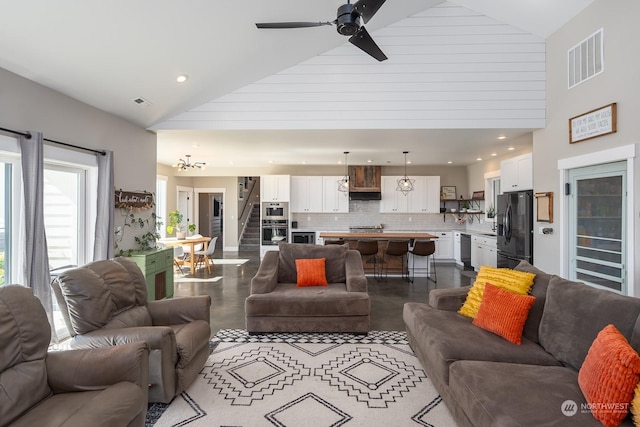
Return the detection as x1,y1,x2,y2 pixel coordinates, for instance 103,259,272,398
447,161,453,164
476,157,483,161
176,74,189,83
497,136,507,140
192,144,200,148
406,160,412,164
301,161,307,165
508,146,515,151
491,153,497,156
367,159,372,163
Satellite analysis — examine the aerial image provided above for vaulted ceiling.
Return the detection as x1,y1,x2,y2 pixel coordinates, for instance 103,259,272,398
0,0,595,169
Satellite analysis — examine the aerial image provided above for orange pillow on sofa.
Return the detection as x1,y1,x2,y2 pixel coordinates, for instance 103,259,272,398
472,282,535,345
578,324,640,426
295,258,328,287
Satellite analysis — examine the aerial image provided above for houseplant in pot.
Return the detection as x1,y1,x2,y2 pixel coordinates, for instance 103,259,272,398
167,210,187,239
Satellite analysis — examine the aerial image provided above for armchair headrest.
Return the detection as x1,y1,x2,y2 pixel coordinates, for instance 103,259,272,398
277,242,348,283
53,257,148,336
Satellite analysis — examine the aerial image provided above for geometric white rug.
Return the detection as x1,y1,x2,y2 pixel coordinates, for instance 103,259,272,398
147,329,456,426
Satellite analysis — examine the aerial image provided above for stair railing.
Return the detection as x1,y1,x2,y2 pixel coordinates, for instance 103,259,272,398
238,178,260,245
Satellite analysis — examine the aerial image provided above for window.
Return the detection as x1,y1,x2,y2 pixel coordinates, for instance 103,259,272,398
484,170,501,220
0,162,12,285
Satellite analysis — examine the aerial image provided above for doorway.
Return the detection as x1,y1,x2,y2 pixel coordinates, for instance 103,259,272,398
198,192,223,251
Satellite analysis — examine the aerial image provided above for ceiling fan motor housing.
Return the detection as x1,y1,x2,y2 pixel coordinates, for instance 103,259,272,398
336,3,360,36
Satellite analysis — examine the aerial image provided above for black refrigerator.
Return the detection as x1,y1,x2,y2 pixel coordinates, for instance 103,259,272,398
497,190,533,269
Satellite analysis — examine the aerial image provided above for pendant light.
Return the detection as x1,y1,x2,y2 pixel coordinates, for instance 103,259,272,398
337,151,350,193
396,151,415,195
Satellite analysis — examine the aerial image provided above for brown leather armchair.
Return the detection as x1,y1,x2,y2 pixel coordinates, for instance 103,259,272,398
0,285,149,427
52,257,211,403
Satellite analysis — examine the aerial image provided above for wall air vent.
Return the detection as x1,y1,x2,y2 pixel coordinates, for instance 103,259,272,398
568,28,604,89
132,97,152,107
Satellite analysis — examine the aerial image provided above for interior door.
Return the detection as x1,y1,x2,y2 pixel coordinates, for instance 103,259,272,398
568,161,626,294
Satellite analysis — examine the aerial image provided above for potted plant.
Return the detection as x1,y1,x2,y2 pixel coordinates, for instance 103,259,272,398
166,210,186,239
188,223,196,235
486,204,496,218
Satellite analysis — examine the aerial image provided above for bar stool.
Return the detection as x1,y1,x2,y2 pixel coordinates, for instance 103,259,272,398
356,240,380,279
409,240,437,285
382,240,410,282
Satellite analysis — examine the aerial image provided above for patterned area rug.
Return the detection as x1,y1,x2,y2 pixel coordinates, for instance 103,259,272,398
146,329,456,427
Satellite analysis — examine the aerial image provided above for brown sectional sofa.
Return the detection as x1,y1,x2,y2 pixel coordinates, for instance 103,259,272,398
245,242,370,333
403,261,640,426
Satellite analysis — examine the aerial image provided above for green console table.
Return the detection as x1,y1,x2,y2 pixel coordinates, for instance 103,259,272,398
127,248,174,300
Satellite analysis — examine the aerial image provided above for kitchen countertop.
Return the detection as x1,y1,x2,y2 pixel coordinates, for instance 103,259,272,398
319,231,439,239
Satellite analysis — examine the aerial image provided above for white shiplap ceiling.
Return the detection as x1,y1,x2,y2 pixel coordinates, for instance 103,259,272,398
0,0,595,169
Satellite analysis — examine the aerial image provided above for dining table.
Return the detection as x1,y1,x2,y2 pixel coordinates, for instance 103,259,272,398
159,236,211,275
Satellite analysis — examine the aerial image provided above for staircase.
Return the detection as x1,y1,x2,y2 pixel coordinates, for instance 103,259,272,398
239,203,261,252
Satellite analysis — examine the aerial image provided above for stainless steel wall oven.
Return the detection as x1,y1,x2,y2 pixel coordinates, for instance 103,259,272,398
262,220,288,246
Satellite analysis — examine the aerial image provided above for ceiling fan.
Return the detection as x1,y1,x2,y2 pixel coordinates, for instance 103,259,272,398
255,0,388,61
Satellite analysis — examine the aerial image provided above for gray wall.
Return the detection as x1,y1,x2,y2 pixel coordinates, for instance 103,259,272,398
0,67,157,252
533,0,640,279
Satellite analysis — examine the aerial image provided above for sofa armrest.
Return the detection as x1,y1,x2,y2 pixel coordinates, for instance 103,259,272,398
46,341,150,394
71,326,177,362
428,286,471,311
345,250,367,293
147,295,211,325
250,250,279,294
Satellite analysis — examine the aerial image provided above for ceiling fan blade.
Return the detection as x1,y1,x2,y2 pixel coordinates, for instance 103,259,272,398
353,0,387,24
256,21,333,29
349,26,387,61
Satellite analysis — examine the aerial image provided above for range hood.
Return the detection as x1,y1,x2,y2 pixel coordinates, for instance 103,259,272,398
348,165,381,200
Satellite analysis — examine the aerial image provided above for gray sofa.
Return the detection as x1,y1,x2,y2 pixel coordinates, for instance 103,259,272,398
403,261,640,426
245,242,370,333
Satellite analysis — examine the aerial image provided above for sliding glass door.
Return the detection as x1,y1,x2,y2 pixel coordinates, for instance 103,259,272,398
568,161,626,293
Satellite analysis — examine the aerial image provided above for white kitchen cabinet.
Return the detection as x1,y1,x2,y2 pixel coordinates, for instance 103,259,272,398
408,176,441,213
291,176,323,213
500,153,533,192
428,231,454,261
471,235,497,270
261,175,290,202
380,176,409,213
322,176,349,213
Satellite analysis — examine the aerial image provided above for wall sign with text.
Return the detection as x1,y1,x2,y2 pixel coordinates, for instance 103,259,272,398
114,190,154,210
569,103,617,144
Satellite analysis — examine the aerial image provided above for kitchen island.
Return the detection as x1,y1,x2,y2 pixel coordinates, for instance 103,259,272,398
318,231,439,278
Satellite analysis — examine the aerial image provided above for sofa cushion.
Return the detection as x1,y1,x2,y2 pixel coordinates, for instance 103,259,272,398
295,258,328,287
245,283,370,317
458,266,536,318
514,260,553,344
278,242,348,284
449,361,629,426
578,324,640,426
472,283,536,345
539,276,640,371
403,302,561,386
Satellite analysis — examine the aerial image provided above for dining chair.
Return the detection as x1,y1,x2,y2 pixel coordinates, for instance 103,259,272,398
183,233,204,256
173,246,186,275
194,236,218,273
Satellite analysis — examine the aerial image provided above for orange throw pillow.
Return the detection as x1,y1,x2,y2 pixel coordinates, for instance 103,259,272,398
472,282,535,345
295,258,328,287
578,324,640,426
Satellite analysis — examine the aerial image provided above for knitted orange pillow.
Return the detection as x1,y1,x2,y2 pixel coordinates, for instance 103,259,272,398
295,258,328,287
472,282,536,345
578,324,640,426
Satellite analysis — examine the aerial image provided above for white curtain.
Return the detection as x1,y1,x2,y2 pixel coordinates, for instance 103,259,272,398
93,149,114,260
18,132,56,341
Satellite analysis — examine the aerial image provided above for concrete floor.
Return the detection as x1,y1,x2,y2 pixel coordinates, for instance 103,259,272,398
174,250,475,335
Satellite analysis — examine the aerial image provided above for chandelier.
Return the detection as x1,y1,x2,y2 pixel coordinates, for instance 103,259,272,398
337,151,350,193
396,151,415,195
173,154,206,171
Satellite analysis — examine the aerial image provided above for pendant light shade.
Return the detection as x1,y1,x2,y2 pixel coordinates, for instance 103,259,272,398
173,154,206,171
396,151,414,195
337,151,350,193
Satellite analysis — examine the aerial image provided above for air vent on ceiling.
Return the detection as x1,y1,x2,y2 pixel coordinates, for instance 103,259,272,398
568,28,604,89
132,97,152,107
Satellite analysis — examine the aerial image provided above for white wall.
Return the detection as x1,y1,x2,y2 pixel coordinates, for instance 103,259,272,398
0,67,157,251
533,0,640,279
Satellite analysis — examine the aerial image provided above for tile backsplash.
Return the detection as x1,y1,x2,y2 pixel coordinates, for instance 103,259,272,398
291,200,496,232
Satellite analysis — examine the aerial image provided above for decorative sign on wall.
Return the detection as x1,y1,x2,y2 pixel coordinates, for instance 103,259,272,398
115,190,154,210
569,103,617,144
